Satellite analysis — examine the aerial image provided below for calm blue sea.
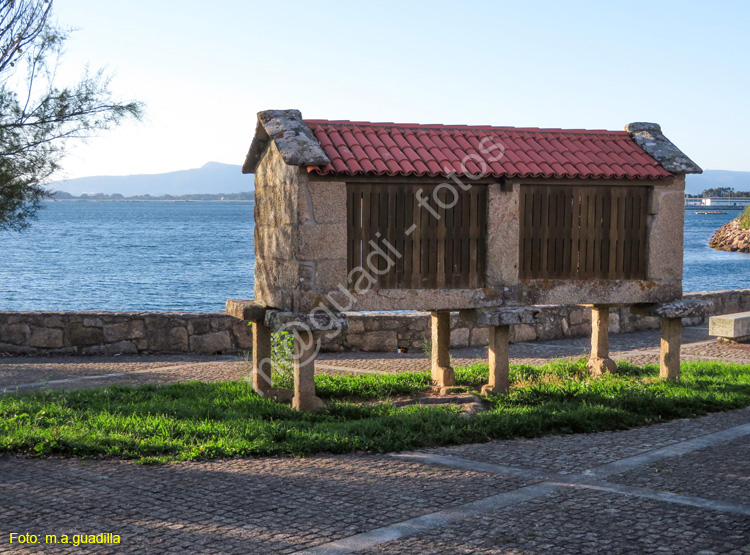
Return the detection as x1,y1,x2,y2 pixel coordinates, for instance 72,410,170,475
0,201,255,312
0,202,746,312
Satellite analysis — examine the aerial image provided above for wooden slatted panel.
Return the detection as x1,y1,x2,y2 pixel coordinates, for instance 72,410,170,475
347,183,487,289
519,185,649,280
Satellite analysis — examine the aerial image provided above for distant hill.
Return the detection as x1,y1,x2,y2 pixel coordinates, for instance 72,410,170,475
50,163,747,198
50,162,253,196
686,170,750,196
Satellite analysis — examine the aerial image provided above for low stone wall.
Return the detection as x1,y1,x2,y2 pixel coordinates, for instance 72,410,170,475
2,289,749,356
0,312,253,356
329,307,593,353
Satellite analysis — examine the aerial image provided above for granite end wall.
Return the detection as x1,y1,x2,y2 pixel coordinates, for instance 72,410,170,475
1,289,749,356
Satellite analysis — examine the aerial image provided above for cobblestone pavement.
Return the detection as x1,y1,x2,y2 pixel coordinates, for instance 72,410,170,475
2,325,750,553
0,355,248,392
2,407,749,554
358,489,750,555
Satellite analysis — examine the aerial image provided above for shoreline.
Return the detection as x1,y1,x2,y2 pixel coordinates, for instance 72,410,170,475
45,198,254,203
709,215,750,253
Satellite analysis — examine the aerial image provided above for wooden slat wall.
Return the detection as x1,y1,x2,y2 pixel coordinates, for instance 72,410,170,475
519,185,649,280
347,184,487,289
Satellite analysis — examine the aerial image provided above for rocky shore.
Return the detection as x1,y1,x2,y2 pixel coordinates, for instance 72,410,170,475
710,216,750,252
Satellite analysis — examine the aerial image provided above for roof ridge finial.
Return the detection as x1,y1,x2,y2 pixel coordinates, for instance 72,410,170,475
242,109,330,174
625,122,702,174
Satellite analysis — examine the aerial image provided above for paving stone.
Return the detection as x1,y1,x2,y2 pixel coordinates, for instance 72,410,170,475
361,489,750,555
426,408,750,474
0,355,249,392
608,436,750,505
0,456,526,554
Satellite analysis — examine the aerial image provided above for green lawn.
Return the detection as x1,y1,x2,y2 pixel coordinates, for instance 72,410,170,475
2,358,750,463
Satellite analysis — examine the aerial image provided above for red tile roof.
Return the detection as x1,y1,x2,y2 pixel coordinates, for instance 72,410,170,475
304,120,674,180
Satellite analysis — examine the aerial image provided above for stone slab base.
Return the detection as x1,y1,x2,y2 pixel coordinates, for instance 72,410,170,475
717,336,750,344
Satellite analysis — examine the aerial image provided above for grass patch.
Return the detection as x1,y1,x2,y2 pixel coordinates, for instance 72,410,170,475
2,359,750,461
275,370,431,400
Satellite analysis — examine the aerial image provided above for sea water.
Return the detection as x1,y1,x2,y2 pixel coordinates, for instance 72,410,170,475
0,201,746,312
0,200,254,312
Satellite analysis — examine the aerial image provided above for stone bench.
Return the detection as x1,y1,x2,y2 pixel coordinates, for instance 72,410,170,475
709,311,750,343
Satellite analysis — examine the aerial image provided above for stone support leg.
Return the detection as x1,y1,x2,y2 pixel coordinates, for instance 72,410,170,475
482,325,510,395
587,305,617,376
660,317,682,380
252,321,273,396
292,329,324,411
430,311,456,388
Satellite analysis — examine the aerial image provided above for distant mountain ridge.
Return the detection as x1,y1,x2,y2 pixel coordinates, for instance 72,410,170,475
50,163,746,197
51,162,253,196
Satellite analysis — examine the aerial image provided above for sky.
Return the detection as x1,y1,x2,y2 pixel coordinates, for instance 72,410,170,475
47,0,750,180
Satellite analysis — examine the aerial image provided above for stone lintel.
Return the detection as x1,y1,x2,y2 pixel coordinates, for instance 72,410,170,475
243,109,330,174
631,299,713,319
625,122,702,175
465,307,539,327
225,299,269,322
516,279,682,306
264,310,349,332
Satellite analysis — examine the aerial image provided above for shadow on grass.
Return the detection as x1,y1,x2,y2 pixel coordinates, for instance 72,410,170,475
2,358,750,461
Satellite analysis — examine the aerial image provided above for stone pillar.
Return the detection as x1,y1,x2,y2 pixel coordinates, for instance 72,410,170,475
660,317,682,380
430,311,456,389
630,299,712,380
587,305,617,376
293,329,324,411
252,321,273,396
482,325,510,395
